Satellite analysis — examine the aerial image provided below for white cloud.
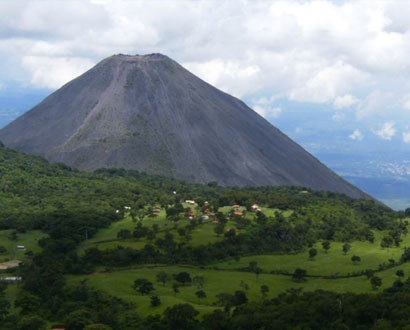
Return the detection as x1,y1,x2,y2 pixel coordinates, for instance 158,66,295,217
21,56,95,89
252,96,282,118
403,131,410,143
349,129,364,141
334,94,359,109
374,121,396,140
253,105,282,118
1,0,410,129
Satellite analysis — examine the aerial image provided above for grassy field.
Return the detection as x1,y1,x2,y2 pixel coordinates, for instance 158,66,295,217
212,232,408,276
67,260,410,317
67,205,410,316
79,206,291,253
0,230,45,263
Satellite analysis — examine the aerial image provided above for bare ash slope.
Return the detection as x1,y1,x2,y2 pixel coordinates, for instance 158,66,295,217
0,54,366,198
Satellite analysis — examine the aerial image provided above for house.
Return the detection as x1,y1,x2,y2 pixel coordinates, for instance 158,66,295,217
153,208,161,213
234,211,243,216
212,220,219,224
202,215,209,220
0,277,22,283
115,209,120,213
209,213,215,217
124,206,131,210
16,246,25,250
251,204,259,210
185,200,195,205
232,205,240,208
0,260,22,270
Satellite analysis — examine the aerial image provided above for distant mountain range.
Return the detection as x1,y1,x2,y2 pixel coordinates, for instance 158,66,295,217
0,53,370,199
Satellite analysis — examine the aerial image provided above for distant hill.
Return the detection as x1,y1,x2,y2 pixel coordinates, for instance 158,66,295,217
0,53,369,199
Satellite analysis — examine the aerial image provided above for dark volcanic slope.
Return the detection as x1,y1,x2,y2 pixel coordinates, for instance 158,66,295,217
0,54,367,198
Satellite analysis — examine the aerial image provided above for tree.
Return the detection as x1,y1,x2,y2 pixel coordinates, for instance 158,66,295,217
192,275,205,288
233,290,248,305
0,246,6,254
175,272,192,285
261,284,269,297
163,304,199,330
322,241,330,252
195,290,207,300
396,270,405,278
240,280,249,290
342,243,351,255
172,283,180,295
150,295,161,307
309,248,317,259
133,278,154,295
351,255,361,264
17,315,46,330
292,268,307,282
381,236,393,249
214,224,224,237
117,229,132,240
156,271,171,286
370,276,382,290
84,325,113,330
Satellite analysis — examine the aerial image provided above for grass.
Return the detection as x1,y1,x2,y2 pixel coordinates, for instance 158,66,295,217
212,233,407,276
79,206,291,253
67,259,410,317
0,230,45,263
68,206,410,316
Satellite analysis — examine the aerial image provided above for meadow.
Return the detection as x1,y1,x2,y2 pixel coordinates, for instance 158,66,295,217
0,229,45,263
68,205,410,316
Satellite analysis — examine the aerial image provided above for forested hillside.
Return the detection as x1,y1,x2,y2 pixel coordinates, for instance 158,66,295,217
1,142,410,329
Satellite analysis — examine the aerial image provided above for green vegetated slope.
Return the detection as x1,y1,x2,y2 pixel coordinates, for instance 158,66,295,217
2,142,410,329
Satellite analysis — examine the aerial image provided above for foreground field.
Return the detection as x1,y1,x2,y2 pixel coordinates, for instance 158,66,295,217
68,260,410,317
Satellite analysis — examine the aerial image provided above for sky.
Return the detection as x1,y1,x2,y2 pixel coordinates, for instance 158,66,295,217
1,0,410,206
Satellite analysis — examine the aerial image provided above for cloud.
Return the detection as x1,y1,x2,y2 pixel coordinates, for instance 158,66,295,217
2,0,410,129
349,129,364,141
253,105,282,118
374,121,396,140
252,96,282,118
334,94,359,109
21,56,95,89
403,131,410,143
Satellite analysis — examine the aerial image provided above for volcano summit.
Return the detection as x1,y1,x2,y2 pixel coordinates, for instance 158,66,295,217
0,54,366,198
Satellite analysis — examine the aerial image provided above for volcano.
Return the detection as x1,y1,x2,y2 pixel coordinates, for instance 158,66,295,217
0,53,368,198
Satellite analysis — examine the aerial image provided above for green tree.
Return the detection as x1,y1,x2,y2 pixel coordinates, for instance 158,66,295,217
214,224,224,237
17,315,46,330
261,284,269,297
150,295,161,307
172,283,180,295
381,236,393,249
351,255,361,264
292,268,307,282
195,290,207,300
0,246,6,254
156,271,171,286
192,275,205,288
396,269,405,278
370,276,382,290
342,243,351,255
133,278,154,295
309,248,317,259
163,304,199,330
84,325,113,330
175,272,192,285
117,229,132,239
322,241,330,252
64,309,95,330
